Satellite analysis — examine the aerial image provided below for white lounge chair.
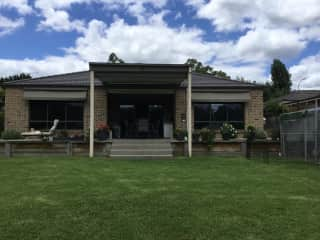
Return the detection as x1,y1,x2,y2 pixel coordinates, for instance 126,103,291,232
22,119,59,141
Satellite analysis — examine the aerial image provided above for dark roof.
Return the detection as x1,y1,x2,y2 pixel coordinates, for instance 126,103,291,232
280,90,320,103
4,70,262,89
182,72,262,89
4,71,103,87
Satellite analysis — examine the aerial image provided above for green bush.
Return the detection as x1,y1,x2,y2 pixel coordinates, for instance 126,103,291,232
220,123,238,140
1,130,23,140
199,128,215,145
244,126,256,142
244,126,267,141
255,128,267,139
271,128,280,141
174,129,187,140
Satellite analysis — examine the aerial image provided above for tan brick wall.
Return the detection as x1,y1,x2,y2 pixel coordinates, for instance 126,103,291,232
245,89,264,129
84,87,107,132
175,88,187,130
4,87,29,132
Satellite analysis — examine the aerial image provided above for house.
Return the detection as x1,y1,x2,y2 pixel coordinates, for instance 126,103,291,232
3,63,264,157
279,90,320,112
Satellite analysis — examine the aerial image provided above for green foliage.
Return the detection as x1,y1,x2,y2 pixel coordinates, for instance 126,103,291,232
1,130,23,139
271,128,280,141
220,123,238,140
0,73,31,84
271,59,291,95
255,129,267,139
245,126,267,142
264,99,288,117
185,58,230,79
244,126,256,142
264,59,292,102
108,52,125,64
199,128,216,145
174,129,187,140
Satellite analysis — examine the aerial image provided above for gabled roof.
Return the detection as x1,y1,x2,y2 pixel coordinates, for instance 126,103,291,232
280,90,320,103
182,72,262,89
4,71,103,87
4,69,262,89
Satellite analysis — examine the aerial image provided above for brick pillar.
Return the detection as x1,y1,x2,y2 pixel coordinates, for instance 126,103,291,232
84,87,107,132
245,90,264,129
175,88,187,130
4,87,29,132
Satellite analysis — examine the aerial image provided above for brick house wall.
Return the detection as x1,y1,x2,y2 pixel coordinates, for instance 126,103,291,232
83,87,107,132
245,89,264,129
4,86,263,134
5,87,29,132
175,88,187,130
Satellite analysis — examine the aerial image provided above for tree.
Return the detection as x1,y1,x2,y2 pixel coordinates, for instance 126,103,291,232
108,52,125,64
0,73,31,84
270,59,291,96
185,58,230,79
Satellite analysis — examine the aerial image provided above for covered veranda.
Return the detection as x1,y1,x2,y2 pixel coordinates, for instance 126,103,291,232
88,63,192,157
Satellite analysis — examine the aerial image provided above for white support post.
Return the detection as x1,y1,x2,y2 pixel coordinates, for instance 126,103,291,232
89,70,95,158
187,67,192,157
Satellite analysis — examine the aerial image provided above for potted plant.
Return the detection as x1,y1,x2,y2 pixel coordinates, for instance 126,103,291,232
200,128,216,150
220,123,238,140
95,123,110,140
174,129,187,141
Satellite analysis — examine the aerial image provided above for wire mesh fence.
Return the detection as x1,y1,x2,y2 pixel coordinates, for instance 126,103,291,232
280,108,320,163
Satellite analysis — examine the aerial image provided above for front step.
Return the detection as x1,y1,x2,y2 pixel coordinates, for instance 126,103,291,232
110,139,173,158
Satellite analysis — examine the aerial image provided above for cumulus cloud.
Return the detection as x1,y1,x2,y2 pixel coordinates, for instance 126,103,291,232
0,0,32,15
0,55,88,77
66,17,216,64
0,15,25,36
290,53,320,89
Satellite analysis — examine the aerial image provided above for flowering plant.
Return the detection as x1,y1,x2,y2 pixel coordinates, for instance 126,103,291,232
95,122,110,140
220,123,238,140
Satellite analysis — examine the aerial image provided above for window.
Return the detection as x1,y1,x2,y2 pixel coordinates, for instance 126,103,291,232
194,103,244,129
29,101,84,130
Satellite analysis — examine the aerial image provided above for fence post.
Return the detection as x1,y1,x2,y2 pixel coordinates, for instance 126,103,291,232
304,116,308,162
66,142,73,156
5,143,12,158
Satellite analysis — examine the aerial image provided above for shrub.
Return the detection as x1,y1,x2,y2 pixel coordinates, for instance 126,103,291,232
244,126,267,142
244,126,256,142
1,130,23,140
220,123,238,140
174,129,187,140
199,128,215,145
255,128,267,139
192,131,201,142
271,128,280,141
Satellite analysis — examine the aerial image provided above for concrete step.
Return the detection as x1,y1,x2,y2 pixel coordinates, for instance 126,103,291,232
110,139,173,158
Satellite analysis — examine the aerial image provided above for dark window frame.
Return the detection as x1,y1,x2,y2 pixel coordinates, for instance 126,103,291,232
29,101,84,130
194,102,245,130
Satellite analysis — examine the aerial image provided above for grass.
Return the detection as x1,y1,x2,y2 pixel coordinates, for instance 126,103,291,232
0,156,320,239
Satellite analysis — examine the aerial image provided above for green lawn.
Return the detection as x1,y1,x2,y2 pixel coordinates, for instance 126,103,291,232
1,157,320,240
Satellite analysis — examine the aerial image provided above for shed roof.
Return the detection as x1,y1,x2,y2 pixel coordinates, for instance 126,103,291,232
280,90,320,103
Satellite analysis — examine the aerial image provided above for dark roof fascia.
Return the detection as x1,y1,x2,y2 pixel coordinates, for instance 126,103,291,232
89,62,189,73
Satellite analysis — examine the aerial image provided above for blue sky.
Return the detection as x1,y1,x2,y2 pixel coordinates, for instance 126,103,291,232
0,0,319,88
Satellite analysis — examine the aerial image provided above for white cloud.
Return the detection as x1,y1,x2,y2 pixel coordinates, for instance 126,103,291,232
67,18,216,64
34,0,168,32
290,53,320,89
0,0,32,15
0,15,24,36
0,55,88,77
191,0,320,32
